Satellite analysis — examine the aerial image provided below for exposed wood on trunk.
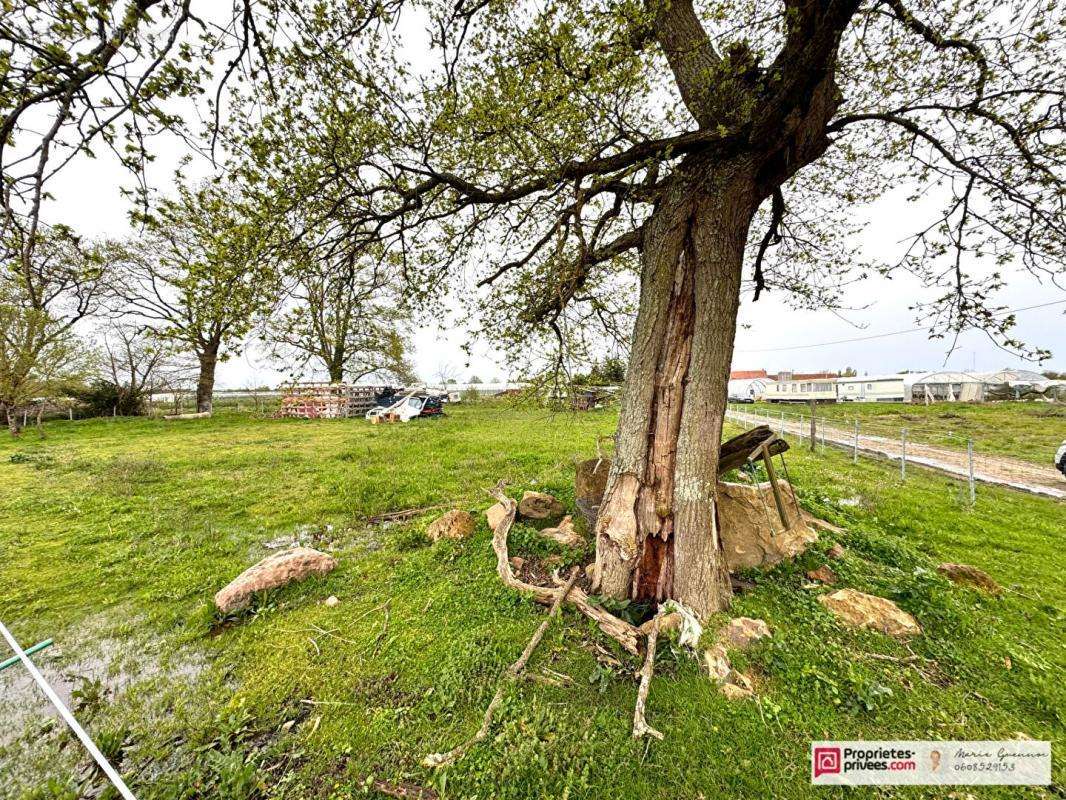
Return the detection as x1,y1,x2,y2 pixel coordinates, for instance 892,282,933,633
424,567,581,768
594,168,757,620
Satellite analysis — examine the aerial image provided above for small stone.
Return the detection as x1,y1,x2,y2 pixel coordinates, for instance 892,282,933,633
485,502,508,531
720,617,771,649
323,595,340,607
518,491,564,519
728,671,753,691
509,556,526,571
827,543,846,560
539,515,584,547
426,510,475,541
937,563,1002,595
703,644,732,683
720,682,754,700
806,565,837,585
819,589,921,637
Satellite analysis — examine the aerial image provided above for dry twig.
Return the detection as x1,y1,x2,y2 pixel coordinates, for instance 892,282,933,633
632,609,668,740
423,567,582,768
486,482,640,654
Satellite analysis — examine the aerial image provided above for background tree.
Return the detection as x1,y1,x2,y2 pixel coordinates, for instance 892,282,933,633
82,324,194,416
264,240,415,384
116,182,278,412
0,226,107,434
233,0,1066,617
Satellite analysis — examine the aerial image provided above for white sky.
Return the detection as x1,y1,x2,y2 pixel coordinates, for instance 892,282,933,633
49,147,1065,388
37,10,1066,389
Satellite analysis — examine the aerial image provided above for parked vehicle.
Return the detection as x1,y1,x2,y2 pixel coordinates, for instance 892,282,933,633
365,390,445,422
1056,441,1066,478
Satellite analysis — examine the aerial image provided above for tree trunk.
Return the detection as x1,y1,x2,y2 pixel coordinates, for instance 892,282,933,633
593,163,757,621
6,405,20,437
327,359,344,383
196,344,220,413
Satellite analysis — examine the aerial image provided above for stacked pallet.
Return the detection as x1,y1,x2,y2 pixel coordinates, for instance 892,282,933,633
277,383,383,419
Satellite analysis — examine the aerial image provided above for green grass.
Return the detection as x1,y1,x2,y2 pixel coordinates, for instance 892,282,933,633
0,405,1063,799
747,400,1066,466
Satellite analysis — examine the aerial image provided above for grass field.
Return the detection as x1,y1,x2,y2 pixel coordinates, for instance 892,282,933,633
746,401,1066,466
0,405,1063,799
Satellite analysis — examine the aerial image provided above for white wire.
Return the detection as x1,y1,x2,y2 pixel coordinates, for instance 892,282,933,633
0,621,137,800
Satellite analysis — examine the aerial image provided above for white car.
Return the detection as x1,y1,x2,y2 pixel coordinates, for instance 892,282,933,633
1056,440,1066,478
365,395,426,422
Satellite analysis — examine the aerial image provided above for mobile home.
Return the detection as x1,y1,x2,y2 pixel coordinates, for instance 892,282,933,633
764,378,837,403
836,374,907,402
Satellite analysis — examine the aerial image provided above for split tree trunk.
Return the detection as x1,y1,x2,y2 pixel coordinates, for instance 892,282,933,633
196,343,220,413
593,162,758,621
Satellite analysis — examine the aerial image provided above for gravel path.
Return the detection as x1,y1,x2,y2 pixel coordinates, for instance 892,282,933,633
726,409,1065,501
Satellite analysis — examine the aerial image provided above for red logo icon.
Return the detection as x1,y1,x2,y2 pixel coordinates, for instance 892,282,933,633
814,747,842,778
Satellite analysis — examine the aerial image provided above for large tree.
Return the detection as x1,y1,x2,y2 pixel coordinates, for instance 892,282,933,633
232,0,1063,619
264,238,415,384
116,182,278,412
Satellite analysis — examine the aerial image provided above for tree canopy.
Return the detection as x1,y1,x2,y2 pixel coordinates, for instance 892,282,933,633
231,0,1064,366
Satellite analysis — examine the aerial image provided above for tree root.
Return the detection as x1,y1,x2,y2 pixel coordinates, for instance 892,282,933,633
423,566,581,768
486,483,640,655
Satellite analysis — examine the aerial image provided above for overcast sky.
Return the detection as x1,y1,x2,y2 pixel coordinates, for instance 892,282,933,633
40,28,1066,389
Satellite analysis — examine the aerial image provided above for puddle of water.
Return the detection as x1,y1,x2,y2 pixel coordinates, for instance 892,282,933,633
0,625,205,750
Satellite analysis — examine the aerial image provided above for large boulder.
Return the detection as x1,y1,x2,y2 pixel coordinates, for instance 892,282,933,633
818,589,921,637
427,510,475,541
575,458,611,527
215,547,337,615
718,480,817,571
518,491,564,519
937,563,1002,595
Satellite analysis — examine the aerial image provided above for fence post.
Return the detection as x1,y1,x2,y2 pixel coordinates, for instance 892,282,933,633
901,428,907,480
967,438,976,505
68,407,73,421
808,399,816,452
853,420,859,464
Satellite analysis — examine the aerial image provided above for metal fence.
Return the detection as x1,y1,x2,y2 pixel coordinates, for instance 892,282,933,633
725,403,1065,504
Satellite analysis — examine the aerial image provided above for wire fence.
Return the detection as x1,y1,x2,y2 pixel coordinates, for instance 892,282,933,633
725,403,1065,503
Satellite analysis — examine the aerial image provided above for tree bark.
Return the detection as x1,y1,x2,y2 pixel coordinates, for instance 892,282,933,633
327,358,344,383
196,342,220,413
593,161,757,620
5,405,20,437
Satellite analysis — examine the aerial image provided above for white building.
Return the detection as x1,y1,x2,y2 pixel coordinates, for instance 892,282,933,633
727,377,771,401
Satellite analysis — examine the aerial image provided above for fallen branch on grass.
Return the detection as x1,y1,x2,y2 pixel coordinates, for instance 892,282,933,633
423,566,582,768
367,505,447,524
163,410,211,421
633,614,665,740
485,482,640,655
